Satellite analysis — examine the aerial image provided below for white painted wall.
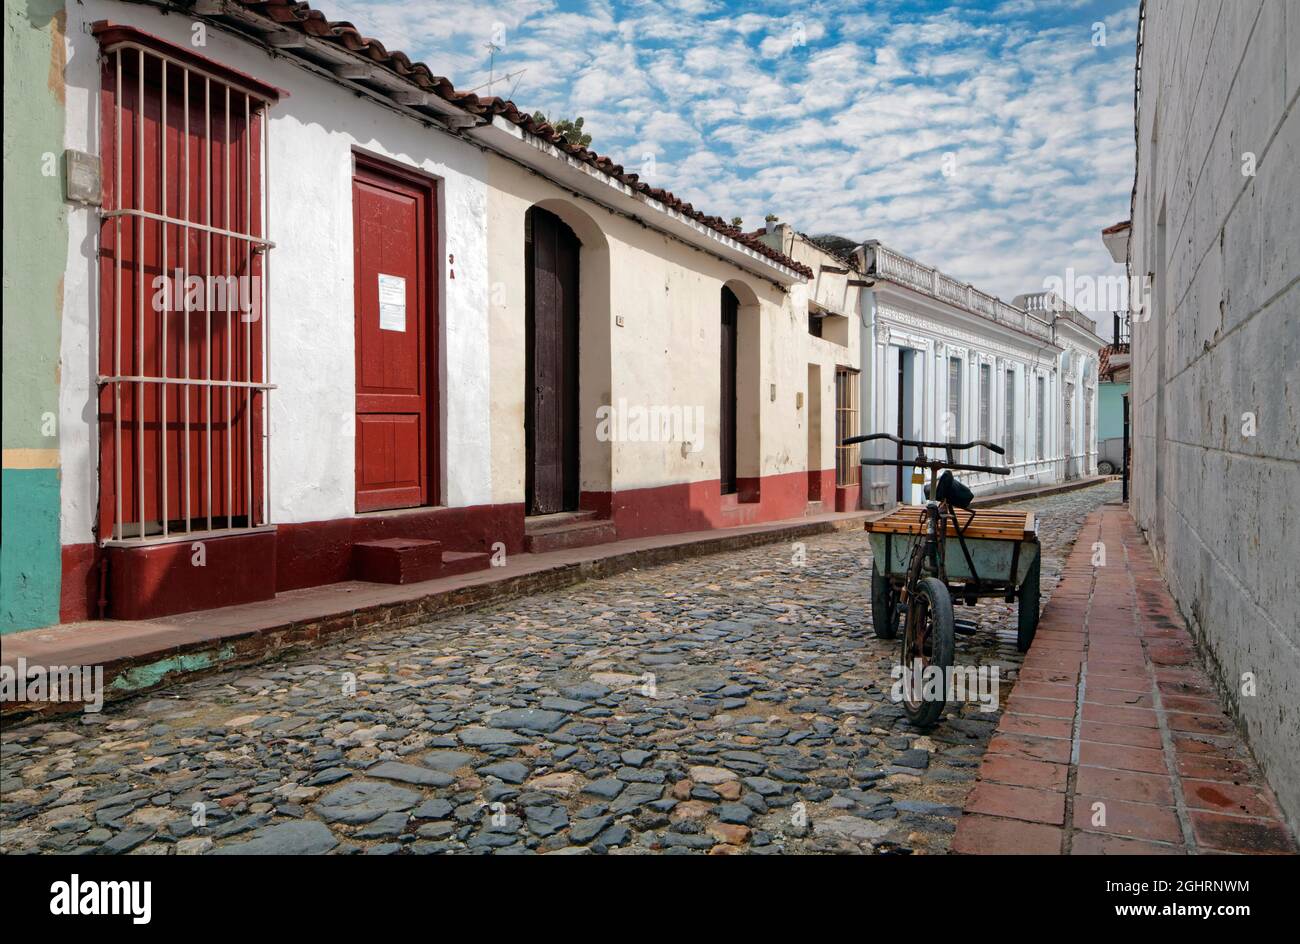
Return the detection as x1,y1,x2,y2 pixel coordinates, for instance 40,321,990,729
58,0,492,545
862,287,1071,503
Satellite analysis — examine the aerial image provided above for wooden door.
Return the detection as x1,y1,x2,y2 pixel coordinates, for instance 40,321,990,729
353,157,436,512
525,207,580,516
720,286,739,495
806,363,821,500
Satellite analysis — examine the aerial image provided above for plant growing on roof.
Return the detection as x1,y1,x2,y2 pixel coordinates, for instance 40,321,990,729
531,111,593,147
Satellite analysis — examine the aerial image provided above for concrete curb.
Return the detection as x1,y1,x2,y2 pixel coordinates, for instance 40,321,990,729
970,475,1112,508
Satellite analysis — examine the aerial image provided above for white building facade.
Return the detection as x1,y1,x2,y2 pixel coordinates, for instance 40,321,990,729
853,241,1104,506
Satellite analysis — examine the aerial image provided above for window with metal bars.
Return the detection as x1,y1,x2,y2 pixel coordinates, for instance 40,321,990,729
95,29,277,545
1036,374,1047,462
834,367,859,487
978,363,991,465
946,356,962,441
1004,367,1016,465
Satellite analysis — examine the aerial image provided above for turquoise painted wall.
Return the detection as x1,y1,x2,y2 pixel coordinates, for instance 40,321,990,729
1,471,63,630
1098,381,1129,441
2,0,68,632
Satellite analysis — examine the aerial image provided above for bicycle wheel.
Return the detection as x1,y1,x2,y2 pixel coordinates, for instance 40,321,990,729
899,576,955,729
1017,554,1041,653
871,562,900,639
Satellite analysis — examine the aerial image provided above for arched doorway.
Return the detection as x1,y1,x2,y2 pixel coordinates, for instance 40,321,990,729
720,286,739,495
525,206,580,515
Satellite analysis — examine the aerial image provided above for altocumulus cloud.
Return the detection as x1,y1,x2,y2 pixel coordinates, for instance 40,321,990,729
326,0,1136,321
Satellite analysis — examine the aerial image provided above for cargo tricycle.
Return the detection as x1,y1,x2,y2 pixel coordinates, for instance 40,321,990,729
843,432,1042,727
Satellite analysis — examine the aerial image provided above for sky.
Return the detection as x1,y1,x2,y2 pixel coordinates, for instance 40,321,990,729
323,0,1137,326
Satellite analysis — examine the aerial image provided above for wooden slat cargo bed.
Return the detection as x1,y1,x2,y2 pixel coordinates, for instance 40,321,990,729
866,505,1037,541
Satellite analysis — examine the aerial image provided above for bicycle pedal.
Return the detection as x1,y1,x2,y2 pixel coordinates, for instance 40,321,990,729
953,620,979,636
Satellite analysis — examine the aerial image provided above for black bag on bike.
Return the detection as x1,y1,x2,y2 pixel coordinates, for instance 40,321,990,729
923,470,974,509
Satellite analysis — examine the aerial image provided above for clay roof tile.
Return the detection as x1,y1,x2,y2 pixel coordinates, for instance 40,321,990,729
222,1,813,278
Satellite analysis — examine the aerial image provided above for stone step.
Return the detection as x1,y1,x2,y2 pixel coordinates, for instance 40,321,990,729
440,550,492,577
523,517,617,553
354,539,490,584
524,509,600,534
720,500,760,527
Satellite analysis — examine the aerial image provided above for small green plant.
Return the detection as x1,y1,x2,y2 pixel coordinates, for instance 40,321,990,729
532,111,593,147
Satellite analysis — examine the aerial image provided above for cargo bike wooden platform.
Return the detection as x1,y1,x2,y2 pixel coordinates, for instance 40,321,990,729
844,432,1042,727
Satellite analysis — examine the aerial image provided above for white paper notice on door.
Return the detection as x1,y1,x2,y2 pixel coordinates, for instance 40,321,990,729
377,273,407,332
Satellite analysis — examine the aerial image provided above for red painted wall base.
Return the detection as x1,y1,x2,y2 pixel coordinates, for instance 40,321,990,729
62,470,850,622
105,531,277,620
835,484,861,512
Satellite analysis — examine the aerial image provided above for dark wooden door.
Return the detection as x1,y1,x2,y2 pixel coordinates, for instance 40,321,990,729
526,207,580,516
353,158,436,512
720,286,739,495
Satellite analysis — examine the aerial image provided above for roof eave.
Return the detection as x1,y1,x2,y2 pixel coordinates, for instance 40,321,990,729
472,116,807,286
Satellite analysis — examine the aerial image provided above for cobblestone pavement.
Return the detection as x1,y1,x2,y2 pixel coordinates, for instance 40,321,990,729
1,482,1121,855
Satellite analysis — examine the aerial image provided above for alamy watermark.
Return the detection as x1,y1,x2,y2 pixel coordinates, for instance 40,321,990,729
151,270,262,322
595,399,704,452
0,657,104,713
890,659,1000,712
1040,268,1151,317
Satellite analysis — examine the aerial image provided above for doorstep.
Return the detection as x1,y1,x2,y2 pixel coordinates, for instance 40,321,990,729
951,503,1298,855
1,507,877,721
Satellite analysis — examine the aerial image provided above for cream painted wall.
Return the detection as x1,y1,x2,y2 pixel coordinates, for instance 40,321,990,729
485,155,860,503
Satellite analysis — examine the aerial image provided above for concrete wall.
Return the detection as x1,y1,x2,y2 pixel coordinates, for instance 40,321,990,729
1129,0,1299,829
1,0,68,632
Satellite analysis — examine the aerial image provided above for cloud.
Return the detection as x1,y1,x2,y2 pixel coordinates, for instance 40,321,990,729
317,0,1136,324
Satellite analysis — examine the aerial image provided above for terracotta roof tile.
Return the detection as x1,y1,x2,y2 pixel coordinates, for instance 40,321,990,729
225,1,814,278
1099,341,1129,380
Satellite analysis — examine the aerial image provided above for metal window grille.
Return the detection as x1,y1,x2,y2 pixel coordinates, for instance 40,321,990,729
978,363,991,465
946,356,962,440
1084,387,1094,469
97,42,274,545
834,367,860,487
1004,368,1016,465
1036,375,1047,462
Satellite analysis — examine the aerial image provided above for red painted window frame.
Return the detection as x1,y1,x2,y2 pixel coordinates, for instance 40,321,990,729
94,23,279,544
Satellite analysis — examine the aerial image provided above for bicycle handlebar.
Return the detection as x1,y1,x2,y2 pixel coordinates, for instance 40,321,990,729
861,457,1013,476
841,431,1005,456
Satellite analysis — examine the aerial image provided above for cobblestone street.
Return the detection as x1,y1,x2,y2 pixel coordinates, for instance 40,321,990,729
1,483,1121,855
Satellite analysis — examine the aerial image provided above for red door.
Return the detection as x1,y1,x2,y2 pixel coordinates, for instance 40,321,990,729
353,157,436,512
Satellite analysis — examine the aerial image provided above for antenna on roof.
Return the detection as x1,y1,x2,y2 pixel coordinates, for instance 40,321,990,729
467,41,525,99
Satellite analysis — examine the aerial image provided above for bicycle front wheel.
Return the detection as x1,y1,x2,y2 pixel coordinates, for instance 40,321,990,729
899,576,955,729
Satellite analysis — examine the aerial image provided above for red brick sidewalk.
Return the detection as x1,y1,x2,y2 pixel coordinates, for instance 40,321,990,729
953,503,1296,855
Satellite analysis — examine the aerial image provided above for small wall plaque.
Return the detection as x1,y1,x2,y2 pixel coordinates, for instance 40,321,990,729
64,149,102,206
